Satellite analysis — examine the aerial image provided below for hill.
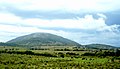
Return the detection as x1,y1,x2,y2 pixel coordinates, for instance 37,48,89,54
84,44,117,49
0,42,19,46
7,33,81,47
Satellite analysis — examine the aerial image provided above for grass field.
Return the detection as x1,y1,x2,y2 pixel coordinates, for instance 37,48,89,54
0,46,120,69
0,53,120,69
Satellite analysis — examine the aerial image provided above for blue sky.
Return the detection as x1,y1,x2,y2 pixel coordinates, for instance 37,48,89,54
0,0,120,46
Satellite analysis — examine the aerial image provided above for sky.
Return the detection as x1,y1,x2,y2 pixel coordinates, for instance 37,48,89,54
0,0,120,47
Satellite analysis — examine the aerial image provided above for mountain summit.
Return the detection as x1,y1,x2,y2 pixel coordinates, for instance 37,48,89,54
7,33,81,46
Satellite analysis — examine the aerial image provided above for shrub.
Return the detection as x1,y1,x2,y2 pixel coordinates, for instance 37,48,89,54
24,50,34,55
81,52,95,56
66,52,79,55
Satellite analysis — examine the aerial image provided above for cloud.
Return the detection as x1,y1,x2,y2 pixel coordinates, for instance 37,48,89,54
0,24,60,34
0,11,120,46
97,13,107,19
0,0,120,13
0,12,110,30
0,0,120,46
0,12,119,33
98,24,120,32
0,12,22,25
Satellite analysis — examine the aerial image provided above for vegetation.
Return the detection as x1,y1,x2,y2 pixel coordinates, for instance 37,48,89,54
7,33,81,46
85,44,117,49
0,42,19,46
0,33,120,68
81,49,120,57
0,47,120,69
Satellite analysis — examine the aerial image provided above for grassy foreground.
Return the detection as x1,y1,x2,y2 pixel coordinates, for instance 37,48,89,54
0,53,120,69
0,46,120,69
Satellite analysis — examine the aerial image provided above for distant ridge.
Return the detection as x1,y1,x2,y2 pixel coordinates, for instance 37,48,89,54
84,44,117,49
1,33,118,49
7,33,81,47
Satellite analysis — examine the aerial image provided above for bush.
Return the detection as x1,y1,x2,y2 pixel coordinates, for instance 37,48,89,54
60,54,65,58
81,52,95,56
66,52,79,55
24,50,34,55
81,50,120,57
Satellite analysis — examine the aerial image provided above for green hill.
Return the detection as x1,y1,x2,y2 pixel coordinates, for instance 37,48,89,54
0,42,19,46
7,33,81,47
84,44,117,49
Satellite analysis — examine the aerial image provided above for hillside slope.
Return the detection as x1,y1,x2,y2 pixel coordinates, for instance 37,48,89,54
7,33,81,46
0,42,19,46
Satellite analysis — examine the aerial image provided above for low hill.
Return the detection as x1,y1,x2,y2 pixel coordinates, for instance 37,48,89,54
84,44,117,49
7,33,81,47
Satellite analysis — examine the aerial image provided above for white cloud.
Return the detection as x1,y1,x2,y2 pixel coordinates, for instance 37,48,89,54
22,14,111,30
97,13,107,19
0,24,58,33
0,12,22,24
0,0,120,12
0,12,120,46
0,12,118,31
98,24,120,32
0,12,101,29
